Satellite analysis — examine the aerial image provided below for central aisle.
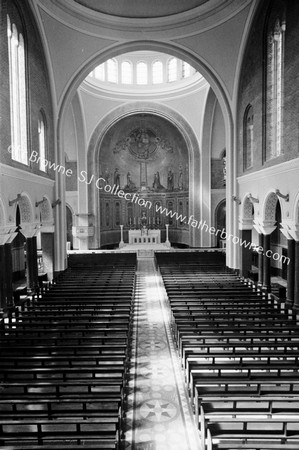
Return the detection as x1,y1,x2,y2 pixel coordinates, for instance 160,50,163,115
126,257,200,450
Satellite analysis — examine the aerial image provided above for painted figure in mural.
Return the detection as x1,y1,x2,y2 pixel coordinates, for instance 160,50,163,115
167,169,174,191
178,165,183,190
114,167,120,186
124,172,136,191
152,171,164,191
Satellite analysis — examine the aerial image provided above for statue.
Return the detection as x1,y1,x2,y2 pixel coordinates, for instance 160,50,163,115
140,211,148,228
114,168,120,186
152,171,165,191
167,169,174,191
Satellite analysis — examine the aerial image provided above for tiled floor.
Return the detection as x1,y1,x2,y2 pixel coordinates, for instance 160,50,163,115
125,258,201,450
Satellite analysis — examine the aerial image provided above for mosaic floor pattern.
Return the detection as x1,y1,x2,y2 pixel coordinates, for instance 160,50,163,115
125,258,201,450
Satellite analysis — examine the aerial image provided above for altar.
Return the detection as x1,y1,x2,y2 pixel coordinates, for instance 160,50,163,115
129,229,161,245
119,224,170,250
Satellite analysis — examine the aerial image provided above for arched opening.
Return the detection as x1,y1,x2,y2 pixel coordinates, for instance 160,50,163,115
66,205,74,250
57,41,233,267
271,200,288,280
91,112,190,249
215,200,226,248
15,204,21,230
240,196,255,279
12,204,26,283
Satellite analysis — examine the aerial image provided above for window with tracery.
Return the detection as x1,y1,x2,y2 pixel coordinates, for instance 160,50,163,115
7,15,28,164
38,112,47,171
243,105,254,169
266,17,285,160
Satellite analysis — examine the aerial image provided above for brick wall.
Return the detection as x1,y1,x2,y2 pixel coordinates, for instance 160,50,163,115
0,0,55,180
237,0,299,176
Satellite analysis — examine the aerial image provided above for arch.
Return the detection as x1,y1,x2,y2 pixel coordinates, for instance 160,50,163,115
57,41,233,134
241,194,254,222
215,199,226,247
39,196,53,224
18,193,33,224
263,191,280,223
66,203,74,250
56,40,234,262
86,101,200,248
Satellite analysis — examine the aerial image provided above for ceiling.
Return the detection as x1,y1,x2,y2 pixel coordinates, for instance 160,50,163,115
72,0,210,18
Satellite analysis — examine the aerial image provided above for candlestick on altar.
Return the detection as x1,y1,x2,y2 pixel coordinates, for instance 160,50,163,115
165,224,171,247
119,224,125,248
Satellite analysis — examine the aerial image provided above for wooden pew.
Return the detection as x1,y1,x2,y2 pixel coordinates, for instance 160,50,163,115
0,417,119,447
205,416,299,450
1,256,136,448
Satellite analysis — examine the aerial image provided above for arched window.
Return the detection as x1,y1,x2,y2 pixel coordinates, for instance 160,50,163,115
266,17,285,160
94,63,105,81
107,59,117,83
38,112,47,171
168,58,177,82
121,61,132,84
243,105,254,169
7,15,28,164
182,61,191,78
136,62,147,85
152,60,163,84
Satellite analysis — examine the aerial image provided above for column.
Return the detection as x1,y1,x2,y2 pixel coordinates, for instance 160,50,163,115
258,233,264,287
286,239,295,306
294,241,299,309
263,234,271,292
32,237,39,288
26,237,38,292
240,229,252,278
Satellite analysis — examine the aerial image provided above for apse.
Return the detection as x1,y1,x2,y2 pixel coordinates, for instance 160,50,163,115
94,113,190,248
